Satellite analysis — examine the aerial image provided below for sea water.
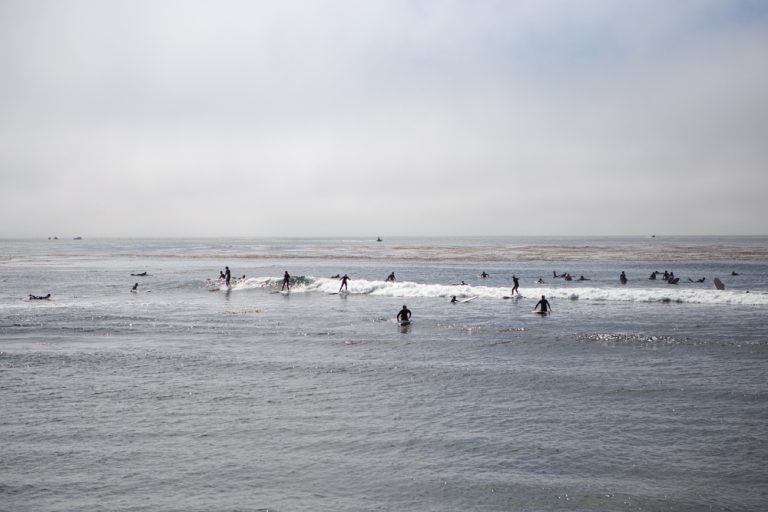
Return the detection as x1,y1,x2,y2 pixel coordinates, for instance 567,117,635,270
1,236,767,511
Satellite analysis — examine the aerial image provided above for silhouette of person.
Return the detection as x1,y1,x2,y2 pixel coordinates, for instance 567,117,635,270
131,283,138,292
534,295,551,313
225,266,231,286
282,271,291,290
511,275,520,295
450,295,458,303
397,305,412,322
385,272,396,282
339,274,351,292
619,271,627,284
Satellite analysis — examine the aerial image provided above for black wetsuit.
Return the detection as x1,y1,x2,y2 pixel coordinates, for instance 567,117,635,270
282,272,290,290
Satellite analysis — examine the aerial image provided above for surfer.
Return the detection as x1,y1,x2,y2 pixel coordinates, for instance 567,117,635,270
536,277,545,284
385,272,396,282
578,275,590,281
397,305,412,322
511,275,520,295
29,293,51,300
224,266,231,286
619,271,627,284
131,272,148,277
732,271,740,276
450,296,458,303
481,272,489,278
534,295,552,313
282,271,291,291
131,283,138,293
339,274,351,292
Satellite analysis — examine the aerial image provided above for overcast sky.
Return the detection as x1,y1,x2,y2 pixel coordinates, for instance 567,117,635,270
1,0,767,237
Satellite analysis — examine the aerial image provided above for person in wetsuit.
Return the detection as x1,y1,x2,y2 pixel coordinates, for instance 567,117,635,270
282,271,291,290
397,305,412,322
339,274,351,292
534,295,551,313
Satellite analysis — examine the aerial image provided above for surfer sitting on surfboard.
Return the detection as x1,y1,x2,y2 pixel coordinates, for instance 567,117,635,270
534,295,551,313
397,305,412,323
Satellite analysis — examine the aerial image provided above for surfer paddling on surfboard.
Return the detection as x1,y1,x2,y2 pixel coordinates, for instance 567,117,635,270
397,304,412,324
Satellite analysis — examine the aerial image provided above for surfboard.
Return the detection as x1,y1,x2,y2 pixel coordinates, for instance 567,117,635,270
714,277,725,290
532,309,548,315
398,319,411,326
460,296,478,303
503,295,521,300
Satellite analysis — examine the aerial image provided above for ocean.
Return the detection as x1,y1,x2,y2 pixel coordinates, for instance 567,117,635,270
2,236,767,511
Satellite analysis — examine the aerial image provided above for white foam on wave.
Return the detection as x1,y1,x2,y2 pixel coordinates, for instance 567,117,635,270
248,277,768,306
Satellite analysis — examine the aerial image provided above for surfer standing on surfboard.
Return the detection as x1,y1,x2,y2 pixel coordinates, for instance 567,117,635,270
224,266,231,286
339,274,351,292
282,271,291,291
511,275,520,295
397,305,412,322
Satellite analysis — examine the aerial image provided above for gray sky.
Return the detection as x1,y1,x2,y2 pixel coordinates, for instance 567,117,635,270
1,0,767,237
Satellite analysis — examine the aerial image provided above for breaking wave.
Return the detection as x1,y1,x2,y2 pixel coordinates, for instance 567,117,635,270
217,276,768,306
